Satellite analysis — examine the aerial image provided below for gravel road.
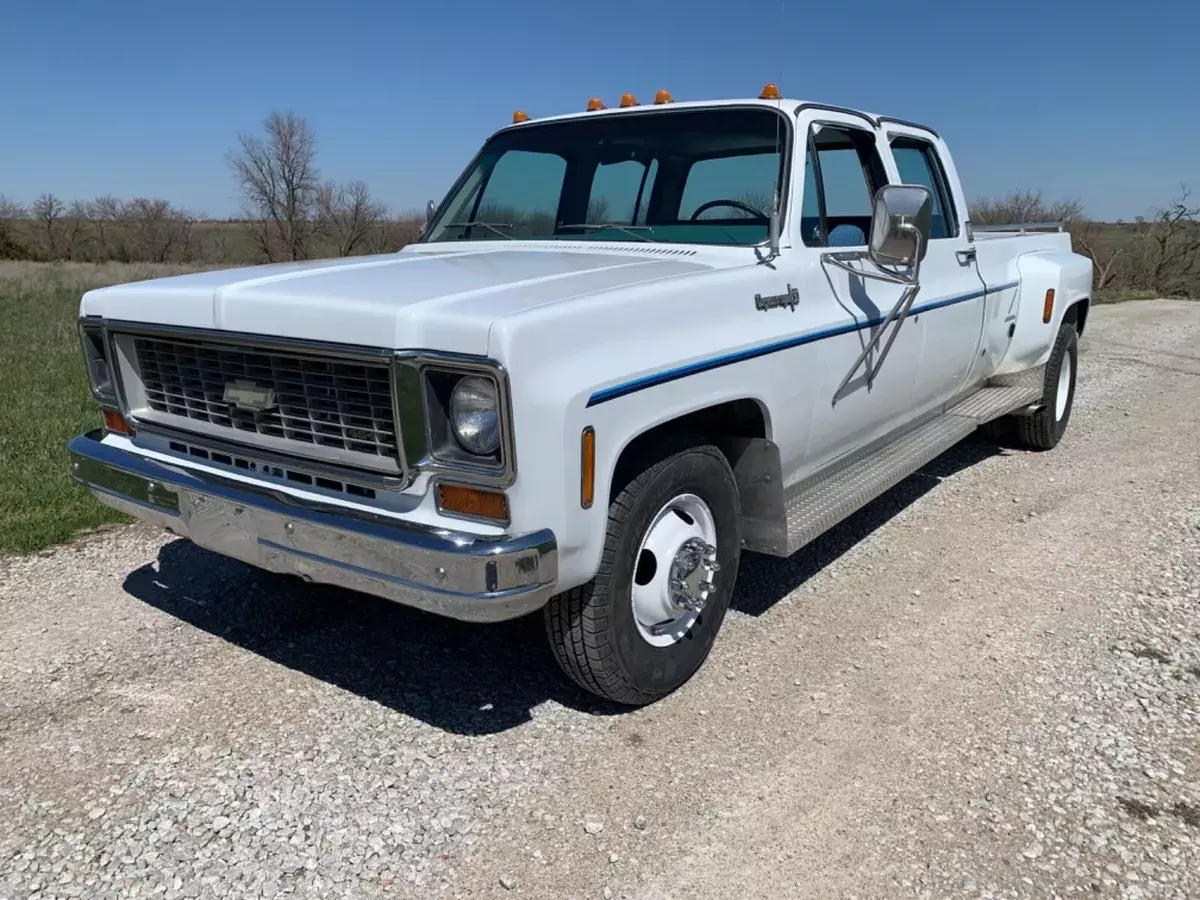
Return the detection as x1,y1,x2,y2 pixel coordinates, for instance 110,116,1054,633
2,299,1198,900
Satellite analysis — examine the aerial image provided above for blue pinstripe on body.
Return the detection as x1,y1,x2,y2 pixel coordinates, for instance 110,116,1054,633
585,280,1021,407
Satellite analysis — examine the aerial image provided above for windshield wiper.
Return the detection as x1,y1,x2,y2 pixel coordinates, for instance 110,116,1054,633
559,223,655,243
444,221,516,240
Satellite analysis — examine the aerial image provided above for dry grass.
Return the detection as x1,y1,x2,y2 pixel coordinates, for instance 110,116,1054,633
0,261,205,554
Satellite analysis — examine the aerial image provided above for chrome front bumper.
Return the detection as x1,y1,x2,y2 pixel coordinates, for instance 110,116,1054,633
67,431,558,622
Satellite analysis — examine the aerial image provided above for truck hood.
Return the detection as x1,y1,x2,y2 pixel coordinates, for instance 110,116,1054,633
80,246,717,355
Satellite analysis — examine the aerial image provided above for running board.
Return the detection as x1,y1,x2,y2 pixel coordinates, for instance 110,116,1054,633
773,381,1042,556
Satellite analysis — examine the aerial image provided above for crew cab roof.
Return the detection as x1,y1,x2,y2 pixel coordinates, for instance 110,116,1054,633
490,96,936,141
503,97,860,128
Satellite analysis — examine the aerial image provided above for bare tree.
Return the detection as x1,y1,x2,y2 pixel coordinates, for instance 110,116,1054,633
1070,219,1125,292
229,112,320,261
970,189,1083,226
86,195,125,261
0,194,27,258
1139,186,1200,297
317,180,387,256
366,213,424,254
31,193,65,259
125,198,195,263
64,200,91,261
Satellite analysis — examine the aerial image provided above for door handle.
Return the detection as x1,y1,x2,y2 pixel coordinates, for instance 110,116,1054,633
956,248,977,265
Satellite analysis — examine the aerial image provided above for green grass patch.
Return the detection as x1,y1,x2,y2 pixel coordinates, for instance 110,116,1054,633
0,261,201,554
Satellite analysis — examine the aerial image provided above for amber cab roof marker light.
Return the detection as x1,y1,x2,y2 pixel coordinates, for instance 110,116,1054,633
586,97,606,111
654,89,674,104
619,93,639,108
759,83,781,100
512,110,531,124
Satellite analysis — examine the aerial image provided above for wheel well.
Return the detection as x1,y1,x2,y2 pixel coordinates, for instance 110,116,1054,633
611,399,768,492
1064,298,1089,336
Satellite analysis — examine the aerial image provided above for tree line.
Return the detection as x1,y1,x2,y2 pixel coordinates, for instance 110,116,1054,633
969,188,1200,299
0,112,423,267
2,112,1197,298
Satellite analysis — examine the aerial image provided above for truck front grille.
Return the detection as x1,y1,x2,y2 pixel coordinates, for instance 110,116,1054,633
132,336,399,462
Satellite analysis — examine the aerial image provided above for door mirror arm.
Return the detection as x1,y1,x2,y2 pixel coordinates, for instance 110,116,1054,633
820,185,933,405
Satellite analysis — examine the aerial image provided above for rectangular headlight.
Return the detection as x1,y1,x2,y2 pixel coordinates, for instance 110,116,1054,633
79,323,116,401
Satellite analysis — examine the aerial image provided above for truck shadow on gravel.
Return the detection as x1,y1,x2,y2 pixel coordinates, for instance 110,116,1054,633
121,437,1006,735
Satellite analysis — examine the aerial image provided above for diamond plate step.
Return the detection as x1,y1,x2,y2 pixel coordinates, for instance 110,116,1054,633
783,414,978,555
947,382,1042,422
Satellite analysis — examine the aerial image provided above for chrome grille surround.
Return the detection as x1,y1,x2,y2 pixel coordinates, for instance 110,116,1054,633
108,326,403,478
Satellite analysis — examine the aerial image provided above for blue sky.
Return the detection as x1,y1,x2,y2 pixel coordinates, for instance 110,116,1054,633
3,0,1196,222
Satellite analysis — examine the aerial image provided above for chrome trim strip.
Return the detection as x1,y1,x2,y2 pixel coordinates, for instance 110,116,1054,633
875,115,941,138
68,431,557,623
132,421,406,490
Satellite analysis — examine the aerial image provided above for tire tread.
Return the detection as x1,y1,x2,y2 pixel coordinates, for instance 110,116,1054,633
544,441,730,705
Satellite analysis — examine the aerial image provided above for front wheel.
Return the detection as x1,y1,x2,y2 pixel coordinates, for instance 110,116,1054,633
544,442,741,705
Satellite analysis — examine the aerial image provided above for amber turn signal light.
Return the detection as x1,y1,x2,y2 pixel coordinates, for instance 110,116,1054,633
436,483,509,523
1042,288,1056,324
102,408,131,436
759,83,781,100
580,427,596,509
586,97,606,111
654,89,674,104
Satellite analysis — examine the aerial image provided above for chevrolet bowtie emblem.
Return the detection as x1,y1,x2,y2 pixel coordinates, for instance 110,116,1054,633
223,381,277,412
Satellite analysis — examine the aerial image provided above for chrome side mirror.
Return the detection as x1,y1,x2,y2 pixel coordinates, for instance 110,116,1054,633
424,199,436,228
868,184,932,271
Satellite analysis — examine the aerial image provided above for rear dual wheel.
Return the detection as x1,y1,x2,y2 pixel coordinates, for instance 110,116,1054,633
979,319,1078,450
544,443,741,705
1017,322,1078,450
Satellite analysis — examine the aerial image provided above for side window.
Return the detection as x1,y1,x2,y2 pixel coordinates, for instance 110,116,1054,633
588,158,658,225
801,126,886,248
679,153,777,220
889,137,958,239
474,149,566,234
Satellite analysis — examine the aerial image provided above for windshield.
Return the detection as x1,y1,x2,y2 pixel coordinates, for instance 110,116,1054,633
423,107,789,246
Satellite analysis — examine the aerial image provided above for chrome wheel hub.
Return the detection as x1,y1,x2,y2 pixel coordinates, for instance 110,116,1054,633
631,493,719,647
668,537,720,613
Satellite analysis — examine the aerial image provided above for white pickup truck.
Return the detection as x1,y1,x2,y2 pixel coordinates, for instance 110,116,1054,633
69,88,1093,704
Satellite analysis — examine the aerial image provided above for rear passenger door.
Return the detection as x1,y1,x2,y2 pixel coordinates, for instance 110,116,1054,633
885,128,986,409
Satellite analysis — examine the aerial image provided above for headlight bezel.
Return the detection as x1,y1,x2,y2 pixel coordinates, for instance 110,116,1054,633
392,352,515,488
78,320,117,403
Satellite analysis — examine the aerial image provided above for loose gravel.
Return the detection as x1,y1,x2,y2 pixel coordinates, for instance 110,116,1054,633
1,299,1198,900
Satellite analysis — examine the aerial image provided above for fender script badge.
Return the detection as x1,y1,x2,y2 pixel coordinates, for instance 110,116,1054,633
754,284,799,312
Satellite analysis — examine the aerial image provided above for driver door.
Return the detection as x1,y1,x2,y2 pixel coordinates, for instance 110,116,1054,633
790,115,922,475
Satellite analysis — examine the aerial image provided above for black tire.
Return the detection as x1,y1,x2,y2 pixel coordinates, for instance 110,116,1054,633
1014,322,1078,450
543,442,741,705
